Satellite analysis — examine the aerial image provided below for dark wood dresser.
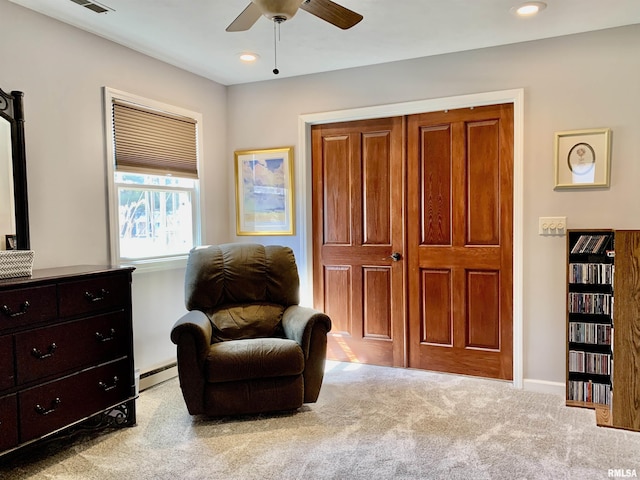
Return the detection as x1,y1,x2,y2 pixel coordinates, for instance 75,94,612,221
0,265,136,455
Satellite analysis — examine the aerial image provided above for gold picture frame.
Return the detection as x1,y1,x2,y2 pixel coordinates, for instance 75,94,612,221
234,147,295,236
554,128,611,189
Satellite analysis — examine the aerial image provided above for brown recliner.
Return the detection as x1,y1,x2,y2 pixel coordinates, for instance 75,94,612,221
170,243,332,416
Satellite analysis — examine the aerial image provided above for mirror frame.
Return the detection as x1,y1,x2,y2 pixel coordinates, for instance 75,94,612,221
0,88,30,250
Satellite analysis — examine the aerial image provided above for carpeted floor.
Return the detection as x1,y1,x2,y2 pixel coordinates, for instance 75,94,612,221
1,361,639,479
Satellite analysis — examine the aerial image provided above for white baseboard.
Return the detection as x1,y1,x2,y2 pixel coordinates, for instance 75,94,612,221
135,363,566,398
139,364,178,392
523,378,565,397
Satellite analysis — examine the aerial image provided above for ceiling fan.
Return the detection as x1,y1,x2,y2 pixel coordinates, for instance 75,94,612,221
226,0,363,32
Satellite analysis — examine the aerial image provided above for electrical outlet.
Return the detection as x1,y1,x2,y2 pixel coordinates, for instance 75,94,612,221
539,216,567,235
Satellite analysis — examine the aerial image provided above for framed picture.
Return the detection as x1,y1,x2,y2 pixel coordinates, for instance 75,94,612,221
234,147,295,236
554,128,611,189
5,235,16,250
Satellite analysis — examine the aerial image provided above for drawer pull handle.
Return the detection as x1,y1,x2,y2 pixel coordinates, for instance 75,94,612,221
35,397,61,416
84,289,110,302
95,328,117,343
99,376,119,392
31,343,57,360
1,301,30,318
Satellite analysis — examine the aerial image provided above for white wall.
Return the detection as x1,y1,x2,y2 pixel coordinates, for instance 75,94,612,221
227,25,640,388
0,0,230,374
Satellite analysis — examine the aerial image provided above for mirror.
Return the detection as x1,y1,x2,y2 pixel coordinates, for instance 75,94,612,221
0,88,30,250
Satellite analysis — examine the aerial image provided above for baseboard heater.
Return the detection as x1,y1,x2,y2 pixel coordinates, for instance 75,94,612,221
139,362,178,392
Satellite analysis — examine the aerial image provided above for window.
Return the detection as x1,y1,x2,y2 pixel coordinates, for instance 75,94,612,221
104,88,203,269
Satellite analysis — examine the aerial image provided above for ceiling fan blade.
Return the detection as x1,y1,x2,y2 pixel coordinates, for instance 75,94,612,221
226,2,263,32
299,0,363,30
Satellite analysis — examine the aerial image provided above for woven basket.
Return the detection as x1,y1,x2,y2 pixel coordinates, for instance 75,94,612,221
0,250,34,279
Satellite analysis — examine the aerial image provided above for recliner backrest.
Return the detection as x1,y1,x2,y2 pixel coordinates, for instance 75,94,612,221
184,243,300,313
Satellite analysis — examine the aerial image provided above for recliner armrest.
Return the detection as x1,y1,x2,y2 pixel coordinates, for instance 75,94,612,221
283,306,331,403
170,310,213,415
282,306,331,358
170,310,213,367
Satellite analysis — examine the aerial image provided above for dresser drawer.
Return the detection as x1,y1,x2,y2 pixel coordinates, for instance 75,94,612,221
0,335,15,390
19,358,132,443
0,285,57,332
15,312,130,385
58,274,130,319
0,394,18,451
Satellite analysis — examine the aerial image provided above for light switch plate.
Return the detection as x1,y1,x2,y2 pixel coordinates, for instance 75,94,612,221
539,216,567,235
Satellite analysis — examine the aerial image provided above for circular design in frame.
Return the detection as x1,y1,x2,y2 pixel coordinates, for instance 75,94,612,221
567,142,596,175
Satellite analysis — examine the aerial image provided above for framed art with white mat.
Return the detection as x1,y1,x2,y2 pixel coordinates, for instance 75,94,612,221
554,128,611,189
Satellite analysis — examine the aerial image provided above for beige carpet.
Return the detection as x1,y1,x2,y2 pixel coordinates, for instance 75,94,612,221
2,361,639,479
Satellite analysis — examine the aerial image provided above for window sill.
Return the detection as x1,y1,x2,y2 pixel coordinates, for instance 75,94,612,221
119,255,188,274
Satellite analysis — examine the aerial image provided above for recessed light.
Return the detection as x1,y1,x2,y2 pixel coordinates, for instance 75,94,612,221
512,2,547,17
239,52,259,63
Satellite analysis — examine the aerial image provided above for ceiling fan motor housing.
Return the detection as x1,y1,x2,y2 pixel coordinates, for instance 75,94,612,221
253,0,304,21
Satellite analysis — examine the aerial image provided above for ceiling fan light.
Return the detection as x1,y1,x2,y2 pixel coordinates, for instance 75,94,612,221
512,2,547,17
253,0,304,21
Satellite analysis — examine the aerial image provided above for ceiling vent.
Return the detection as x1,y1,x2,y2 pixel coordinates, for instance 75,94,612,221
70,0,113,14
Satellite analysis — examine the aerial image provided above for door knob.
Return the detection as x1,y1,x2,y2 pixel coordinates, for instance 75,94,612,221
390,252,402,261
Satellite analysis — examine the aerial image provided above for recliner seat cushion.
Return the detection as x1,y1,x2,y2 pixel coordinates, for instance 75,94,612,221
205,338,304,383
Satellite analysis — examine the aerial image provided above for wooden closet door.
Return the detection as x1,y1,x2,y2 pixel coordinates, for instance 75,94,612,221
312,117,405,366
406,104,514,380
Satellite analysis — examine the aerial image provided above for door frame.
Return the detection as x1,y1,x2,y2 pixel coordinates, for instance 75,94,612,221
297,88,525,388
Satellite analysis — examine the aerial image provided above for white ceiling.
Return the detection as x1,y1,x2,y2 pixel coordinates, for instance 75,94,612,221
10,0,640,86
